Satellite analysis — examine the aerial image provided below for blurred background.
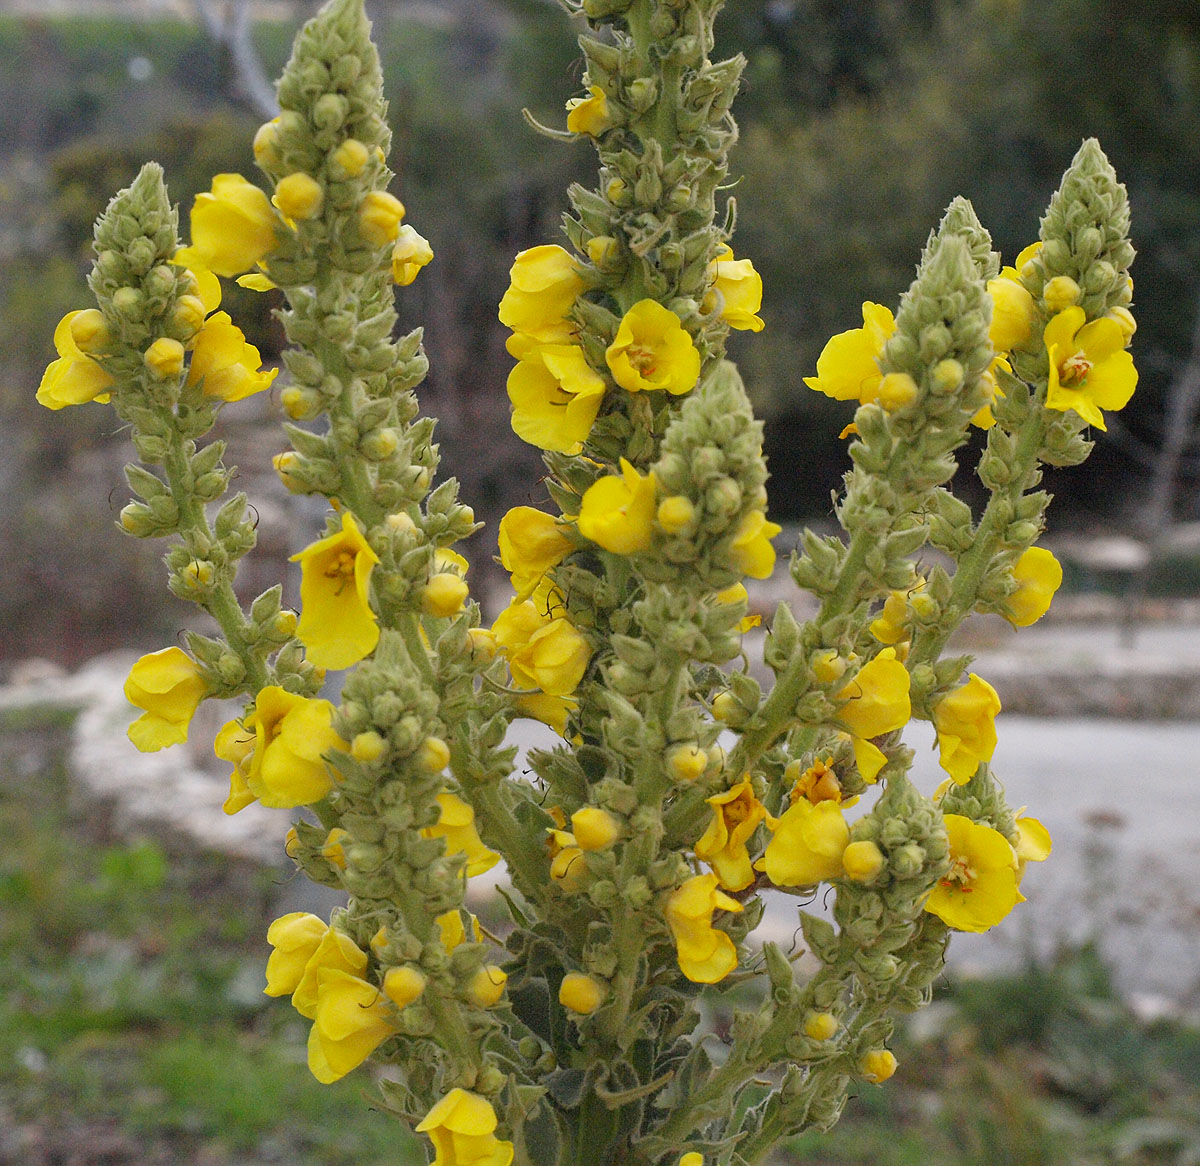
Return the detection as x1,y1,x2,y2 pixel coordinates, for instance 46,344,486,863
3,1,1200,1163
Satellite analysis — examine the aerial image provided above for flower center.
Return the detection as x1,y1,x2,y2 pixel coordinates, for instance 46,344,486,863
628,345,658,377
325,549,356,593
724,798,752,826
940,854,976,892
796,762,841,804
1060,350,1092,387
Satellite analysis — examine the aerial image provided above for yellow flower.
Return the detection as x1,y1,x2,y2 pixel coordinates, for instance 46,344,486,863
37,310,115,410
727,510,781,579
215,717,258,814
577,459,659,554
291,926,369,1019
606,299,701,395
391,224,434,286
235,686,345,809
307,968,397,1084
359,190,406,247
987,274,1036,353
566,84,616,135
933,673,1001,785
664,873,743,984
1005,546,1062,626
273,172,324,221
758,799,849,887
422,792,500,877
498,245,584,343
291,512,381,670
264,912,328,997
1015,813,1052,879
694,778,768,892
186,173,278,278
791,757,842,805
186,311,277,401
925,814,1023,933
679,1156,704,1166
1044,306,1138,431
803,302,896,403
704,244,764,332
492,601,591,697
835,647,910,782
416,1089,514,1166
559,971,606,1014
498,506,572,599
507,343,607,454
869,590,911,646
124,647,207,752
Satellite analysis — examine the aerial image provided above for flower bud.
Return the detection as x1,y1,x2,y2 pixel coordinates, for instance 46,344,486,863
253,118,281,167
69,308,110,353
172,294,207,337
570,807,620,851
467,966,507,1008
1106,305,1136,344
1043,275,1081,313
361,427,399,460
930,359,964,394
359,190,405,246
559,972,606,1015
422,573,469,617
666,743,707,782
811,650,846,684
657,495,696,534
112,287,142,317
711,692,738,723
842,840,886,882
281,386,323,420
468,627,497,661
876,372,919,411
144,337,185,379
352,730,387,763
586,235,620,268
803,1012,838,1041
417,736,451,773
861,1049,897,1084
274,173,324,221
332,138,370,178
383,965,427,1008
274,609,298,637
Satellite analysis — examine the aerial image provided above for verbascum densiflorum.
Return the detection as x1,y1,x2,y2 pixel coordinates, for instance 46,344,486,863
38,0,1132,1160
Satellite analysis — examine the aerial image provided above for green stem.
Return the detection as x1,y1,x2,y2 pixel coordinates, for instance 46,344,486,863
911,410,1047,669
161,432,270,693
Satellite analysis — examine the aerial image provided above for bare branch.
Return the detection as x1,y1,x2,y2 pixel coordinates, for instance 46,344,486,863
193,0,280,122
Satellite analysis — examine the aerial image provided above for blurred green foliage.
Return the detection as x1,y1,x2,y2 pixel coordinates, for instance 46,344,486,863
0,719,424,1163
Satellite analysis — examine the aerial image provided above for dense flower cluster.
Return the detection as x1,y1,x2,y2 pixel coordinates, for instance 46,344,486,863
40,0,1135,1160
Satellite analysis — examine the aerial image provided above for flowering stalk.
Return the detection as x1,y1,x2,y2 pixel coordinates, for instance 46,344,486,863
37,0,1136,1162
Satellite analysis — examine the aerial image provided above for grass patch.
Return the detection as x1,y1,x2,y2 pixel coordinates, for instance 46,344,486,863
0,721,423,1164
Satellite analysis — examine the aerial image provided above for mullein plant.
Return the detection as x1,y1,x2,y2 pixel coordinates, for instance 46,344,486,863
37,0,1136,1160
